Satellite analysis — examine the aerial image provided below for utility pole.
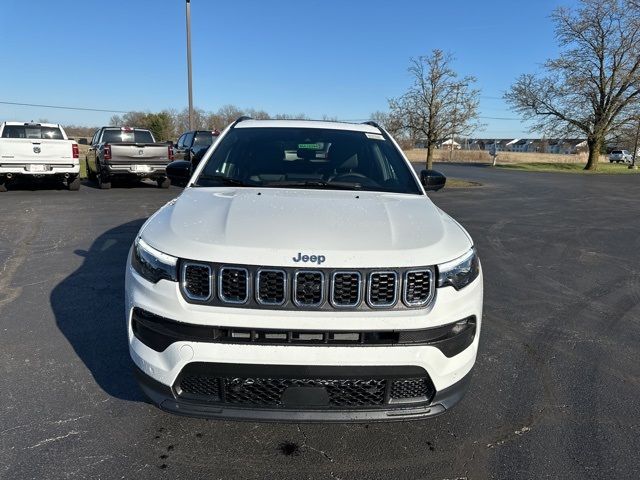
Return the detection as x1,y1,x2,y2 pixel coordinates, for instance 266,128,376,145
186,0,194,130
449,84,460,162
630,117,640,170
449,83,467,162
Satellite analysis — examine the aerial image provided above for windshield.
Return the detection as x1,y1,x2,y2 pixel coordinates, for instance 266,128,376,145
194,127,422,194
102,129,154,144
2,125,64,139
193,131,215,147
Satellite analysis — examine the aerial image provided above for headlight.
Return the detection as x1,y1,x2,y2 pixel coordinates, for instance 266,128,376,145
437,247,480,290
131,237,177,283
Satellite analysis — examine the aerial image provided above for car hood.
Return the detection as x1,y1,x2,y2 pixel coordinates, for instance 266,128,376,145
140,187,472,268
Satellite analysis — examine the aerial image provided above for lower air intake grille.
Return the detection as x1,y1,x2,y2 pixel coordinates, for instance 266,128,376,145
390,378,434,400
219,268,248,303
404,270,432,306
368,272,398,307
180,376,387,408
256,270,286,305
179,375,220,399
182,263,211,300
294,271,324,306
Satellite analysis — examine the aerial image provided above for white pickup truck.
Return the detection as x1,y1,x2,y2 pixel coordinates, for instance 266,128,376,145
0,122,80,192
85,126,173,189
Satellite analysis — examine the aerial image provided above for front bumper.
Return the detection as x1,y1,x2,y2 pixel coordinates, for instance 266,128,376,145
126,254,483,421
134,363,472,422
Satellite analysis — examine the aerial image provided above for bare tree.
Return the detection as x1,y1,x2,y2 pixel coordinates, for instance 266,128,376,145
369,110,414,149
505,0,640,170
389,49,480,169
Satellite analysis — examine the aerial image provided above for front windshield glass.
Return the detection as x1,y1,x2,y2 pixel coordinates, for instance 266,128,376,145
194,127,422,194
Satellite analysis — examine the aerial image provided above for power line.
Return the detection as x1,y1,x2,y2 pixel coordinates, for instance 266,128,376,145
0,100,128,114
1,100,522,121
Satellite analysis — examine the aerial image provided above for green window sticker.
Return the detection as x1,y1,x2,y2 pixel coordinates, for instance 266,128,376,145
298,143,322,150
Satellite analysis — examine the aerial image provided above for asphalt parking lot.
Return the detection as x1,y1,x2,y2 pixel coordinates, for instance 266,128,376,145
1,166,639,479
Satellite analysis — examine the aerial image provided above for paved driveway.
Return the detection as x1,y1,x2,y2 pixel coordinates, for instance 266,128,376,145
1,168,638,479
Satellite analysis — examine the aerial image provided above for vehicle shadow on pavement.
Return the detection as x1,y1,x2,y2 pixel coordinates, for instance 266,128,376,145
51,219,147,402
81,178,162,190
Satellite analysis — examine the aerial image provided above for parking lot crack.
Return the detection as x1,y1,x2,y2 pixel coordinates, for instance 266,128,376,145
296,424,335,463
27,430,83,449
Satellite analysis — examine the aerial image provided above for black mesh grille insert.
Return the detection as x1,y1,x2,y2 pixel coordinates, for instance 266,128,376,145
187,376,387,408
257,270,286,305
390,378,434,400
332,272,361,307
368,272,398,306
179,375,220,399
220,268,248,303
404,270,432,306
294,271,324,306
183,263,211,300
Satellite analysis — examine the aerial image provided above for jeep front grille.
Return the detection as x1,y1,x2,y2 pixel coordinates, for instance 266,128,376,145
180,263,435,311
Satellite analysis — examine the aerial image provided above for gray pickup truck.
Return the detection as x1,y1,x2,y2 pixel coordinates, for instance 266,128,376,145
85,127,173,189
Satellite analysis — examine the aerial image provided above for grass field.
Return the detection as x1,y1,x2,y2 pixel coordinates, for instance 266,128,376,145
445,178,482,188
496,162,639,174
404,148,607,165
78,144,90,178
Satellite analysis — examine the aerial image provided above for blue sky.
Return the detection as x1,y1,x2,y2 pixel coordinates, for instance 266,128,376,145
0,0,572,137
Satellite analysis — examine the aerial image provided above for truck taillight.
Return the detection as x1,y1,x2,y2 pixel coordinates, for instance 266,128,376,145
104,144,112,160
168,145,174,160
72,144,79,159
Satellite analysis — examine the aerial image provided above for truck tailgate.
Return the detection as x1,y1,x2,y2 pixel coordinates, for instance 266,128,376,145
0,139,74,164
109,144,169,164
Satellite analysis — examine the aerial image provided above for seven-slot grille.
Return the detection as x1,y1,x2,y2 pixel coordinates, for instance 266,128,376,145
181,263,212,300
180,263,435,310
294,271,324,306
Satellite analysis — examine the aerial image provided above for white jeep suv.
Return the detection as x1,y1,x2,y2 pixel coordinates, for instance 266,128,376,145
125,118,483,421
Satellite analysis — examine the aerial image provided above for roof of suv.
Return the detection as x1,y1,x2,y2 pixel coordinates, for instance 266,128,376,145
234,119,382,134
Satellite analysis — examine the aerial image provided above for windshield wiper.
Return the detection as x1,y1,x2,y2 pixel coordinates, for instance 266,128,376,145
194,175,249,187
263,180,362,190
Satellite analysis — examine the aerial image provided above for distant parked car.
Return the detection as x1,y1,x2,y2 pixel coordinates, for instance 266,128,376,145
174,130,220,168
0,122,80,192
609,150,633,163
85,126,174,189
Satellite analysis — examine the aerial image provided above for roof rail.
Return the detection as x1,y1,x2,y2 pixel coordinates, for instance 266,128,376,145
231,116,252,127
362,121,381,129
362,121,392,142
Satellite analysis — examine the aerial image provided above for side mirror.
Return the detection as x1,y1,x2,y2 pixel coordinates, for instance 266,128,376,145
420,169,446,191
166,160,192,187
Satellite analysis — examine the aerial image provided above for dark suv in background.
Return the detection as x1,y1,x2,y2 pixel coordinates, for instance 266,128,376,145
174,130,220,168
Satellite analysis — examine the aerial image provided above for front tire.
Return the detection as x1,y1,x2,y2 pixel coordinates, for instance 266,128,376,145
86,158,96,181
157,177,171,189
0,181,7,192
